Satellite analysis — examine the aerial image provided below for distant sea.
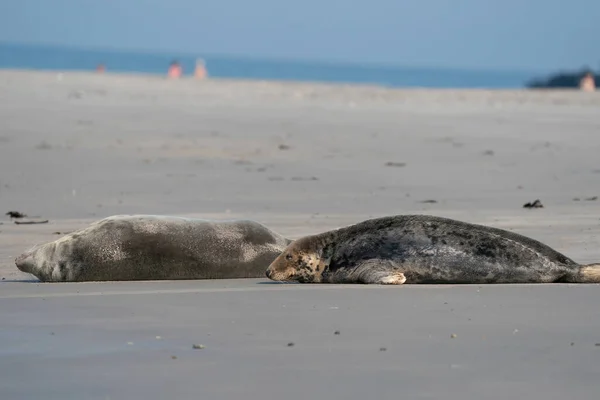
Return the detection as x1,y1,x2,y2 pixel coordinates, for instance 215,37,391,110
0,42,542,89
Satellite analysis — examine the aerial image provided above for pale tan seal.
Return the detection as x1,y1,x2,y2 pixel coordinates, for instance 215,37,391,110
15,215,291,282
265,215,600,285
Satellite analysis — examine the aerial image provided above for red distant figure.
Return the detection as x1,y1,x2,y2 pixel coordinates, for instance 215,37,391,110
168,60,183,78
96,63,106,73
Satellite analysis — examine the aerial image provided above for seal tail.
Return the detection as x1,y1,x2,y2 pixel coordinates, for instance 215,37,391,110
577,264,600,283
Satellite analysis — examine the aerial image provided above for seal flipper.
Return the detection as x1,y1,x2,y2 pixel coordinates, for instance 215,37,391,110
578,264,600,283
344,259,407,285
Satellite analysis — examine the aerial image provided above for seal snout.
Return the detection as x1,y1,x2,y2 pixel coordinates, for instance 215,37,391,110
15,251,34,273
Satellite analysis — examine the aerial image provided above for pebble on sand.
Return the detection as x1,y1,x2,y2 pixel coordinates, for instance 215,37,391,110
192,344,205,349
384,161,406,167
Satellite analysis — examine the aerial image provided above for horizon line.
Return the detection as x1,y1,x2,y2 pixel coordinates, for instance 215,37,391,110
0,40,557,75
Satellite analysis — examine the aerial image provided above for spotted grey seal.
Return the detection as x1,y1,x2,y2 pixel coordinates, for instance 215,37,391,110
15,215,291,282
265,215,600,284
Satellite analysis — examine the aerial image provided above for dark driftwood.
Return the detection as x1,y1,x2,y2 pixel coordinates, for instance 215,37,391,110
14,220,49,225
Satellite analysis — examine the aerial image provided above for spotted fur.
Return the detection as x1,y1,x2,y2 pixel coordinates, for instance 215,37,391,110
266,215,600,284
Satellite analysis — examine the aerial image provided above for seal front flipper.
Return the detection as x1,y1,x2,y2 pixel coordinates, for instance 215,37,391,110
334,259,407,285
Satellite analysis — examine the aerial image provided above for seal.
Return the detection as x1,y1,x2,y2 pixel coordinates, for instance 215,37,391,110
15,215,291,282
265,214,600,284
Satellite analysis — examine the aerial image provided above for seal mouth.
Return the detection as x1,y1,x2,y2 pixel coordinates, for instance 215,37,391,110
265,268,297,282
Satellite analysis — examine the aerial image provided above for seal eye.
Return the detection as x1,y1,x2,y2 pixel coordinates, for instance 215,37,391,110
285,254,293,261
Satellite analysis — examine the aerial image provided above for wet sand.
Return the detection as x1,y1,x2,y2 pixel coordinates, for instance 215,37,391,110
1,70,599,399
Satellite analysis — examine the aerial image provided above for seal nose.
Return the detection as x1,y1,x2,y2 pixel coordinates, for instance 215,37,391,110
15,251,33,273
265,269,271,279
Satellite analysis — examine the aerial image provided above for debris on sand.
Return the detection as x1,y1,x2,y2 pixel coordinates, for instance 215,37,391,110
278,144,291,150
384,161,407,167
483,150,495,156
523,199,543,209
233,159,253,165
379,347,387,352
192,344,205,349
574,196,597,202
14,220,49,225
34,141,53,150
6,211,27,219
451,334,457,339
287,342,295,347
419,200,438,204
334,330,341,335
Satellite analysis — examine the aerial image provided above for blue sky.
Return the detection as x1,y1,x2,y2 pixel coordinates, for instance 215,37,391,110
1,0,598,71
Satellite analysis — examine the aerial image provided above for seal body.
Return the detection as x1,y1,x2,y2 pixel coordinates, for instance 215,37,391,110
266,215,600,284
15,215,291,282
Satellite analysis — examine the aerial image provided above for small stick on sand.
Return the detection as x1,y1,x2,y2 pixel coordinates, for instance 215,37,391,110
14,220,49,225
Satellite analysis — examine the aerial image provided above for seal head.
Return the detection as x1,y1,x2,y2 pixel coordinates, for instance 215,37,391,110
266,236,330,283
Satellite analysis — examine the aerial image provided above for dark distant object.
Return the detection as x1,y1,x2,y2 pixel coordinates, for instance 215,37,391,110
334,330,340,335
585,196,598,201
523,199,544,209
483,150,495,156
384,161,407,167
14,220,49,225
287,342,295,347
419,200,438,204
278,144,291,150
526,68,598,89
6,211,27,219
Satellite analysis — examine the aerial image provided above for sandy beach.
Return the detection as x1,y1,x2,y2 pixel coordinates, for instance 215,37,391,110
1,70,600,399
2,69,600,278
